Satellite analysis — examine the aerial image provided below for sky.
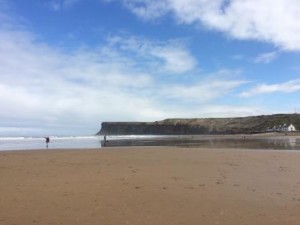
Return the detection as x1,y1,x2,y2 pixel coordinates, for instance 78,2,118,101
0,0,300,136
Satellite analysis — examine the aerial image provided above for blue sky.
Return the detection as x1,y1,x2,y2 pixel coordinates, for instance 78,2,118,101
0,0,300,136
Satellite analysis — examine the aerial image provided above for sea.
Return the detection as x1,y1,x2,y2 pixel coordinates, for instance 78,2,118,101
1,135,300,151
0,135,168,151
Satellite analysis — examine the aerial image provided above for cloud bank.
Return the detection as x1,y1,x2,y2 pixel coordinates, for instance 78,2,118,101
121,0,300,51
240,79,300,97
0,25,252,135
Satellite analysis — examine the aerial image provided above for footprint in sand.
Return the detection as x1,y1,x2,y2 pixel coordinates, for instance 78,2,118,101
225,162,239,167
131,168,141,173
184,186,196,190
220,174,226,179
279,166,291,172
216,180,224,185
171,176,182,181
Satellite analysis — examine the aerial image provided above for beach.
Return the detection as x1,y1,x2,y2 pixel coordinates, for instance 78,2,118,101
1,147,300,225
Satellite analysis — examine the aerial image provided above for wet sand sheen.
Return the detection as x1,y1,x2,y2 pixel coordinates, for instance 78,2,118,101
0,147,300,225
102,135,300,150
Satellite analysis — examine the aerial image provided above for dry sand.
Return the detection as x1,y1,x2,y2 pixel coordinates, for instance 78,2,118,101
0,147,300,225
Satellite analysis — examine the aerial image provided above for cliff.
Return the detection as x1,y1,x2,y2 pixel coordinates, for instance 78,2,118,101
97,114,300,135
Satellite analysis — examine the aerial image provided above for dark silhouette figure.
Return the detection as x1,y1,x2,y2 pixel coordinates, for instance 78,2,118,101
103,134,107,147
44,137,50,148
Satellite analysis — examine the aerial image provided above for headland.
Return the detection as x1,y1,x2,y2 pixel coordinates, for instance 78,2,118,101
98,113,300,135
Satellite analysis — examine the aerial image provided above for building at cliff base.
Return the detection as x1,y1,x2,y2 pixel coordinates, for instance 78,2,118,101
268,124,297,132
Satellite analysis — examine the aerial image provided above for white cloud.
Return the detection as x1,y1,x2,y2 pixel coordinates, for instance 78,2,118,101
187,104,264,118
107,36,197,74
123,0,170,20
240,79,300,97
49,0,81,11
160,70,247,102
254,51,278,64
120,0,300,51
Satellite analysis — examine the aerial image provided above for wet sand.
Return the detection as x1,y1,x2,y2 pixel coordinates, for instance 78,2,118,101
102,134,300,149
1,147,300,225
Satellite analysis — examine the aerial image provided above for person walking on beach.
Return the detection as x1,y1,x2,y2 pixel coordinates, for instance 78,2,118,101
44,137,50,148
103,134,107,146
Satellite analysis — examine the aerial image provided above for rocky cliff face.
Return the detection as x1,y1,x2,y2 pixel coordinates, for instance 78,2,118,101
97,114,300,135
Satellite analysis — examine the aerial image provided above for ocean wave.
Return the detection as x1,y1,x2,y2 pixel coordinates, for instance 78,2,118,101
0,137,27,140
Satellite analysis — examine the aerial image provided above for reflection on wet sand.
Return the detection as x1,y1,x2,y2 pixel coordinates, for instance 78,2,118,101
101,135,300,150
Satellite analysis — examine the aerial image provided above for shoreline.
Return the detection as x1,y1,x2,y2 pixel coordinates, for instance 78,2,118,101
1,145,300,153
1,133,300,151
1,147,300,225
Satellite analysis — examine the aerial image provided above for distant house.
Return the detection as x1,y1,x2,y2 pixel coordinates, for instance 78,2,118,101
267,124,296,132
285,124,296,132
280,124,296,132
